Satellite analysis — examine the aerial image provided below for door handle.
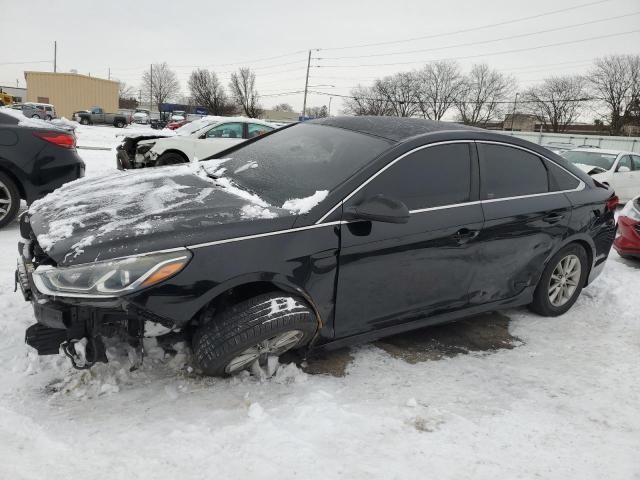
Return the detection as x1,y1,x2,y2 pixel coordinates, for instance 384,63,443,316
542,213,565,224
453,228,480,244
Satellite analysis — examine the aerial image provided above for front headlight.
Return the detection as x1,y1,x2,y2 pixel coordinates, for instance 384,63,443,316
620,200,640,221
33,250,191,297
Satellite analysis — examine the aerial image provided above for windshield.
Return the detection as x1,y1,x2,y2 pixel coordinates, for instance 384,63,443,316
216,123,392,208
561,151,617,170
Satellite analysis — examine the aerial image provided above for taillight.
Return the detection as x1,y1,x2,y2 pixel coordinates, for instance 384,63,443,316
606,195,619,211
32,131,76,149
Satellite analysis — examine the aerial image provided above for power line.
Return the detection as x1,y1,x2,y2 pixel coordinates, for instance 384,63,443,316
318,12,639,60
319,0,609,51
314,30,640,68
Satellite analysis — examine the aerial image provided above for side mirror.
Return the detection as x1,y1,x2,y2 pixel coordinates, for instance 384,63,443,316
617,165,631,173
344,194,410,224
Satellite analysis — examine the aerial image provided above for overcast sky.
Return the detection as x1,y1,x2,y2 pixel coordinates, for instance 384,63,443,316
1,0,638,116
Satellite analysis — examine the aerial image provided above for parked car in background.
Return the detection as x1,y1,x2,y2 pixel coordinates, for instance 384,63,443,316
561,148,640,201
133,108,151,124
19,117,617,375
170,110,186,121
166,119,190,130
614,196,640,259
72,106,132,128
25,102,56,120
0,108,84,227
10,103,46,119
116,117,275,169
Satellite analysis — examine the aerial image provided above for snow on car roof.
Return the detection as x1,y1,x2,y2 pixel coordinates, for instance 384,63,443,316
570,147,636,155
0,106,76,131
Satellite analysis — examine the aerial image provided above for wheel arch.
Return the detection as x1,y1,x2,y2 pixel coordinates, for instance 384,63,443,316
158,149,190,163
0,162,26,199
538,234,596,287
187,272,324,330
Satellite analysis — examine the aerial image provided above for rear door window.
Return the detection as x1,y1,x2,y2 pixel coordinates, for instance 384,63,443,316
362,143,473,210
206,122,243,139
479,143,548,200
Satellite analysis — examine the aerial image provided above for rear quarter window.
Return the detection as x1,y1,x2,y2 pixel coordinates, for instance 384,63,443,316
545,160,580,191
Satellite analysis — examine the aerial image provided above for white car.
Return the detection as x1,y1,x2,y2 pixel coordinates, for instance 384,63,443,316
561,148,640,202
135,117,276,168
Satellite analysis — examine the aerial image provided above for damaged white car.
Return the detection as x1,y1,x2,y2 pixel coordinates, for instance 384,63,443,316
116,117,276,169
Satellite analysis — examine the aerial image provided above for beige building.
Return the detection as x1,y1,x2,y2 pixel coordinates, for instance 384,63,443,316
25,71,118,119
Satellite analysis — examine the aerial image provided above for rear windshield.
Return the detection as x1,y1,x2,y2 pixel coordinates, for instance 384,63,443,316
218,123,392,207
561,151,616,170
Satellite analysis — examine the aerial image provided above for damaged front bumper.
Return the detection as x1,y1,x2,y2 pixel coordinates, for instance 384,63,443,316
17,249,174,368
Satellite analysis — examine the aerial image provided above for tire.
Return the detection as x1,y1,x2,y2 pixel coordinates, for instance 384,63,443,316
114,120,125,128
80,117,89,125
0,172,21,228
156,152,188,166
192,292,317,377
529,243,589,316
31,114,40,119
45,115,52,121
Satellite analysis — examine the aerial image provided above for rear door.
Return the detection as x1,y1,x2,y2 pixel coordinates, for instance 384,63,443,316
469,142,577,306
334,141,484,337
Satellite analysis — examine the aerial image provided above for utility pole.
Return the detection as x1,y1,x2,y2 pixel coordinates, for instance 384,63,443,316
108,67,111,80
150,64,153,112
16,79,19,87
302,50,312,120
53,41,57,73
510,92,519,131
328,96,332,116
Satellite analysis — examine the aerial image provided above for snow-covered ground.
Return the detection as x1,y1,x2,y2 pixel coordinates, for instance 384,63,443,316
0,125,639,479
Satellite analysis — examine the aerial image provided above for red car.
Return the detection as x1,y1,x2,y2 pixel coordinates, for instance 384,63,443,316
614,196,640,258
166,119,190,130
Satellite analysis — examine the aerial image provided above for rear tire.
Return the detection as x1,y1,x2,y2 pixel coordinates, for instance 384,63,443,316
156,152,188,166
529,243,588,316
115,120,125,128
192,293,317,377
0,172,21,228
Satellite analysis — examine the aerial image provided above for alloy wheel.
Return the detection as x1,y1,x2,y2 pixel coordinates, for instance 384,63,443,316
224,330,304,374
0,181,13,222
548,254,581,307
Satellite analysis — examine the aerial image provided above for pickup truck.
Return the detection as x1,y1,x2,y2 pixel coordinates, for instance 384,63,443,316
72,106,132,128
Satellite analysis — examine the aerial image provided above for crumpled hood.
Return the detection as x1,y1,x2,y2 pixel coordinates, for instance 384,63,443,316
28,160,291,266
573,163,608,176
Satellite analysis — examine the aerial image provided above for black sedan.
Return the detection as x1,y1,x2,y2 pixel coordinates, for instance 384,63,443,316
17,117,617,376
0,109,85,227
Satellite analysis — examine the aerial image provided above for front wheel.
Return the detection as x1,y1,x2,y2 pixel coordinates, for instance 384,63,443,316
530,243,588,316
156,152,188,166
192,293,317,377
0,172,21,228
80,117,89,125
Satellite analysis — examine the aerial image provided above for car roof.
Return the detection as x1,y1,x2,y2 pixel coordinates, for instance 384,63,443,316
569,147,636,155
309,116,484,142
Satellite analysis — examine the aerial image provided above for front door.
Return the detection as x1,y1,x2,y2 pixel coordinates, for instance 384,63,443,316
194,122,246,160
611,155,640,201
334,142,484,337
468,142,574,305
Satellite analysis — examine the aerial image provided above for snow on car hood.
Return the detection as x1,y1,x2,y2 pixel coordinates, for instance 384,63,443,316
28,160,291,266
573,163,608,176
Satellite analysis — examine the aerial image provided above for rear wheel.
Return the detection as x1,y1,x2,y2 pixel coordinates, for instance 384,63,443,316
192,293,317,377
156,152,188,166
530,243,588,316
114,120,125,128
0,172,21,228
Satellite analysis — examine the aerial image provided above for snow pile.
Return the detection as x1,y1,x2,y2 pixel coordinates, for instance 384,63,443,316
282,190,329,214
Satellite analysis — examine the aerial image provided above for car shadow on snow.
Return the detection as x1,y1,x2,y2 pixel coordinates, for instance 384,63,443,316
302,311,522,377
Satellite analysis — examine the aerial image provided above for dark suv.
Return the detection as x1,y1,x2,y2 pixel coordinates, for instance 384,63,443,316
17,117,617,377
0,109,85,227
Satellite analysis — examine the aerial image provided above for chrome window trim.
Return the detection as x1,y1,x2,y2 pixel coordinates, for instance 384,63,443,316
188,221,342,250
316,138,585,224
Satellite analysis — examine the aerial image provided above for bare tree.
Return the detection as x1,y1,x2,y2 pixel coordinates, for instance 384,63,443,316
273,103,294,112
307,105,328,118
342,84,391,116
521,75,587,133
118,81,134,98
375,72,420,117
587,54,640,135
415,61,464,120
229,68,262,118
187,69,230,115
141,62,180,111
456,64,516,126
